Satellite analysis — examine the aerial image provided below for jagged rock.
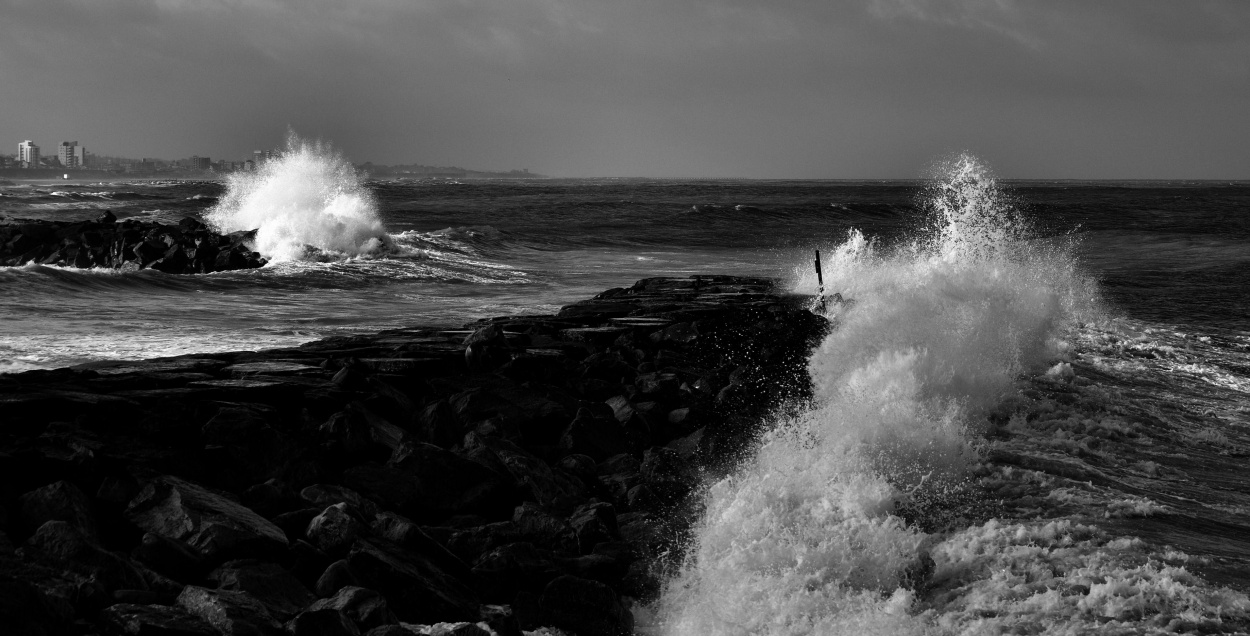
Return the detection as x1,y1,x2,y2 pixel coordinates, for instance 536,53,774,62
201,407,298,488
346,441,512,521
316,560,359,598
99,603,218,635
471,542,565,603
300,485,381,521
209,560,316,621
512,503,576,553
177,585,283,636
465,435,584,514
369,512,474,582
567,503,619,555
306,503,367,555
444,522,524,564
26,520,149,592
19,479,99,540
132,532,208,582
558,408,629,461
126,474,289,562
307,586,398,631
345,538,480,624
478,604,522,636
286,607,362,635
538,575,632,636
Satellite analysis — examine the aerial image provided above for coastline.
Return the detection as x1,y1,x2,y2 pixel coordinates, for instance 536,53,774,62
0,274,826,634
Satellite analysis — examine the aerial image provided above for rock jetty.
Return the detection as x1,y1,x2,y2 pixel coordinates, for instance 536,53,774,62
0,275,826,635
0,212,267,272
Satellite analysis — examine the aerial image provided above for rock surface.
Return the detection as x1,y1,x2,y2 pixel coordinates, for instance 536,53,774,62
0,275,826,633
0,215,267,272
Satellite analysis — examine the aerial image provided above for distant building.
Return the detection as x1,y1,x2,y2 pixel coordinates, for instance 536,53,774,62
187,155,210,171
58,141,83,168
74,145,87,167
244,159,255,171
18,140,40,168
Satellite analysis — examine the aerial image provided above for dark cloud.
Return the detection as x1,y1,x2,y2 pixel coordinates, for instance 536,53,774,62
2,0,1247,177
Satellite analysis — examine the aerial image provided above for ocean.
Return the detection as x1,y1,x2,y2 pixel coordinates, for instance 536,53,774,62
2,146,1249,633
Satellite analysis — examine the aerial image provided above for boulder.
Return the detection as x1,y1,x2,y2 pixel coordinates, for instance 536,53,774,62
99,603,218,636
209,560,316,621
306,503,367,555
470,542,564,603
300,485,381,522
345,538,480,624
465,435,584,514
347,441,512,521
567,503,619,554
177,585,283,636
126,474,289,562
315,560,359,598
307,586,398,631
26,520,149,592
19,479,99,541
538,575,632,636
285,608,361,636
132,532,208,582
558,408,629,461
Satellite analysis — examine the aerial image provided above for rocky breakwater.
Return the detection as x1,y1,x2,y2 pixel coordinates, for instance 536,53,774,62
0,275,826,635
0,211,267,272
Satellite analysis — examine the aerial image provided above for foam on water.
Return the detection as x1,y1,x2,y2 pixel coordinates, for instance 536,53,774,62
643,155,1248,634
206,134,391,262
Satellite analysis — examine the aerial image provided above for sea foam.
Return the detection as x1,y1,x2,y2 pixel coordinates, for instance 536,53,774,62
643,155,1116,634
206,134,391,262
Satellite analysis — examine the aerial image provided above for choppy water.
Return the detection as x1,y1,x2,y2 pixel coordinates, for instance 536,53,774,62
1,146,1248,633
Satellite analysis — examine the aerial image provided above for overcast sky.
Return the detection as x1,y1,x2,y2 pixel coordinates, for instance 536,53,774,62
2,0,1247,178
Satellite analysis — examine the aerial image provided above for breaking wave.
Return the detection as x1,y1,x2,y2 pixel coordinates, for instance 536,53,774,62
206,134,392,262
642,155,1246,634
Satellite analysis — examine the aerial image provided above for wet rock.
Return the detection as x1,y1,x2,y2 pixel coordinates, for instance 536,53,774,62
26,520,148,592
345,538,480,624
99,603,218,636
478,604,522,636
538,575,632,636
209,560,316,621
126,474,289,562
315,560,359,598
306,504,368,555
466,435,584,514
19,479,99,540
357,440,513,521
567,503,618,555
558,408,629,461
176,585,283,636
132,532,208,582
285,608,361,636
306,586,398,631
471,542,565,603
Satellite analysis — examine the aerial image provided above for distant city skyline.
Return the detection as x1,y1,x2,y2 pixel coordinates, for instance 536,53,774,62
2,2,1248,178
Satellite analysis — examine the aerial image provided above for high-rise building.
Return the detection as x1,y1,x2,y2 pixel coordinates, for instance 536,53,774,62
58,141,83,168
18,140,40,168
74,145,88,167
187,155,210,171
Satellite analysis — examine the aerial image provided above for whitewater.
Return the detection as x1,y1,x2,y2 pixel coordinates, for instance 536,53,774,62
2,143,1249,634
644,157,1250,635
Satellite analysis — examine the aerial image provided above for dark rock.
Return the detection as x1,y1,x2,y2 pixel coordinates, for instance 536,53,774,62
567,503,619,555
26,520,149,592
369,512,474,582
300,485,381,521
305,503,367,555
465,435,584,514
114,589,163,605
126,474,289,562
99,603,218,636
306,586,398,631
274,509,323,545
352,441,512,521
285,608,361,636
201,407,298,488
19,479,99,540
478,604,522,636
470,542,564,603
538,575,632,636
209,560,316,621
132,532,208,582
98,210,118,224
315,560,359,598
345,538,480,624
177,585,284,636
558,408,629,461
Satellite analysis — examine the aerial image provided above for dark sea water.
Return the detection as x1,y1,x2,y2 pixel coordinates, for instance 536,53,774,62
1,150,1248,633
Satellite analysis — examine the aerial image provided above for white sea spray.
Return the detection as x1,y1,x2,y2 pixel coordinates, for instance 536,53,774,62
206,133,391,262
644,155,1248,635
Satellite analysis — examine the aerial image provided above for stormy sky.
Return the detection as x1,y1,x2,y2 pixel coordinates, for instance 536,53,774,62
2,0,1247,178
